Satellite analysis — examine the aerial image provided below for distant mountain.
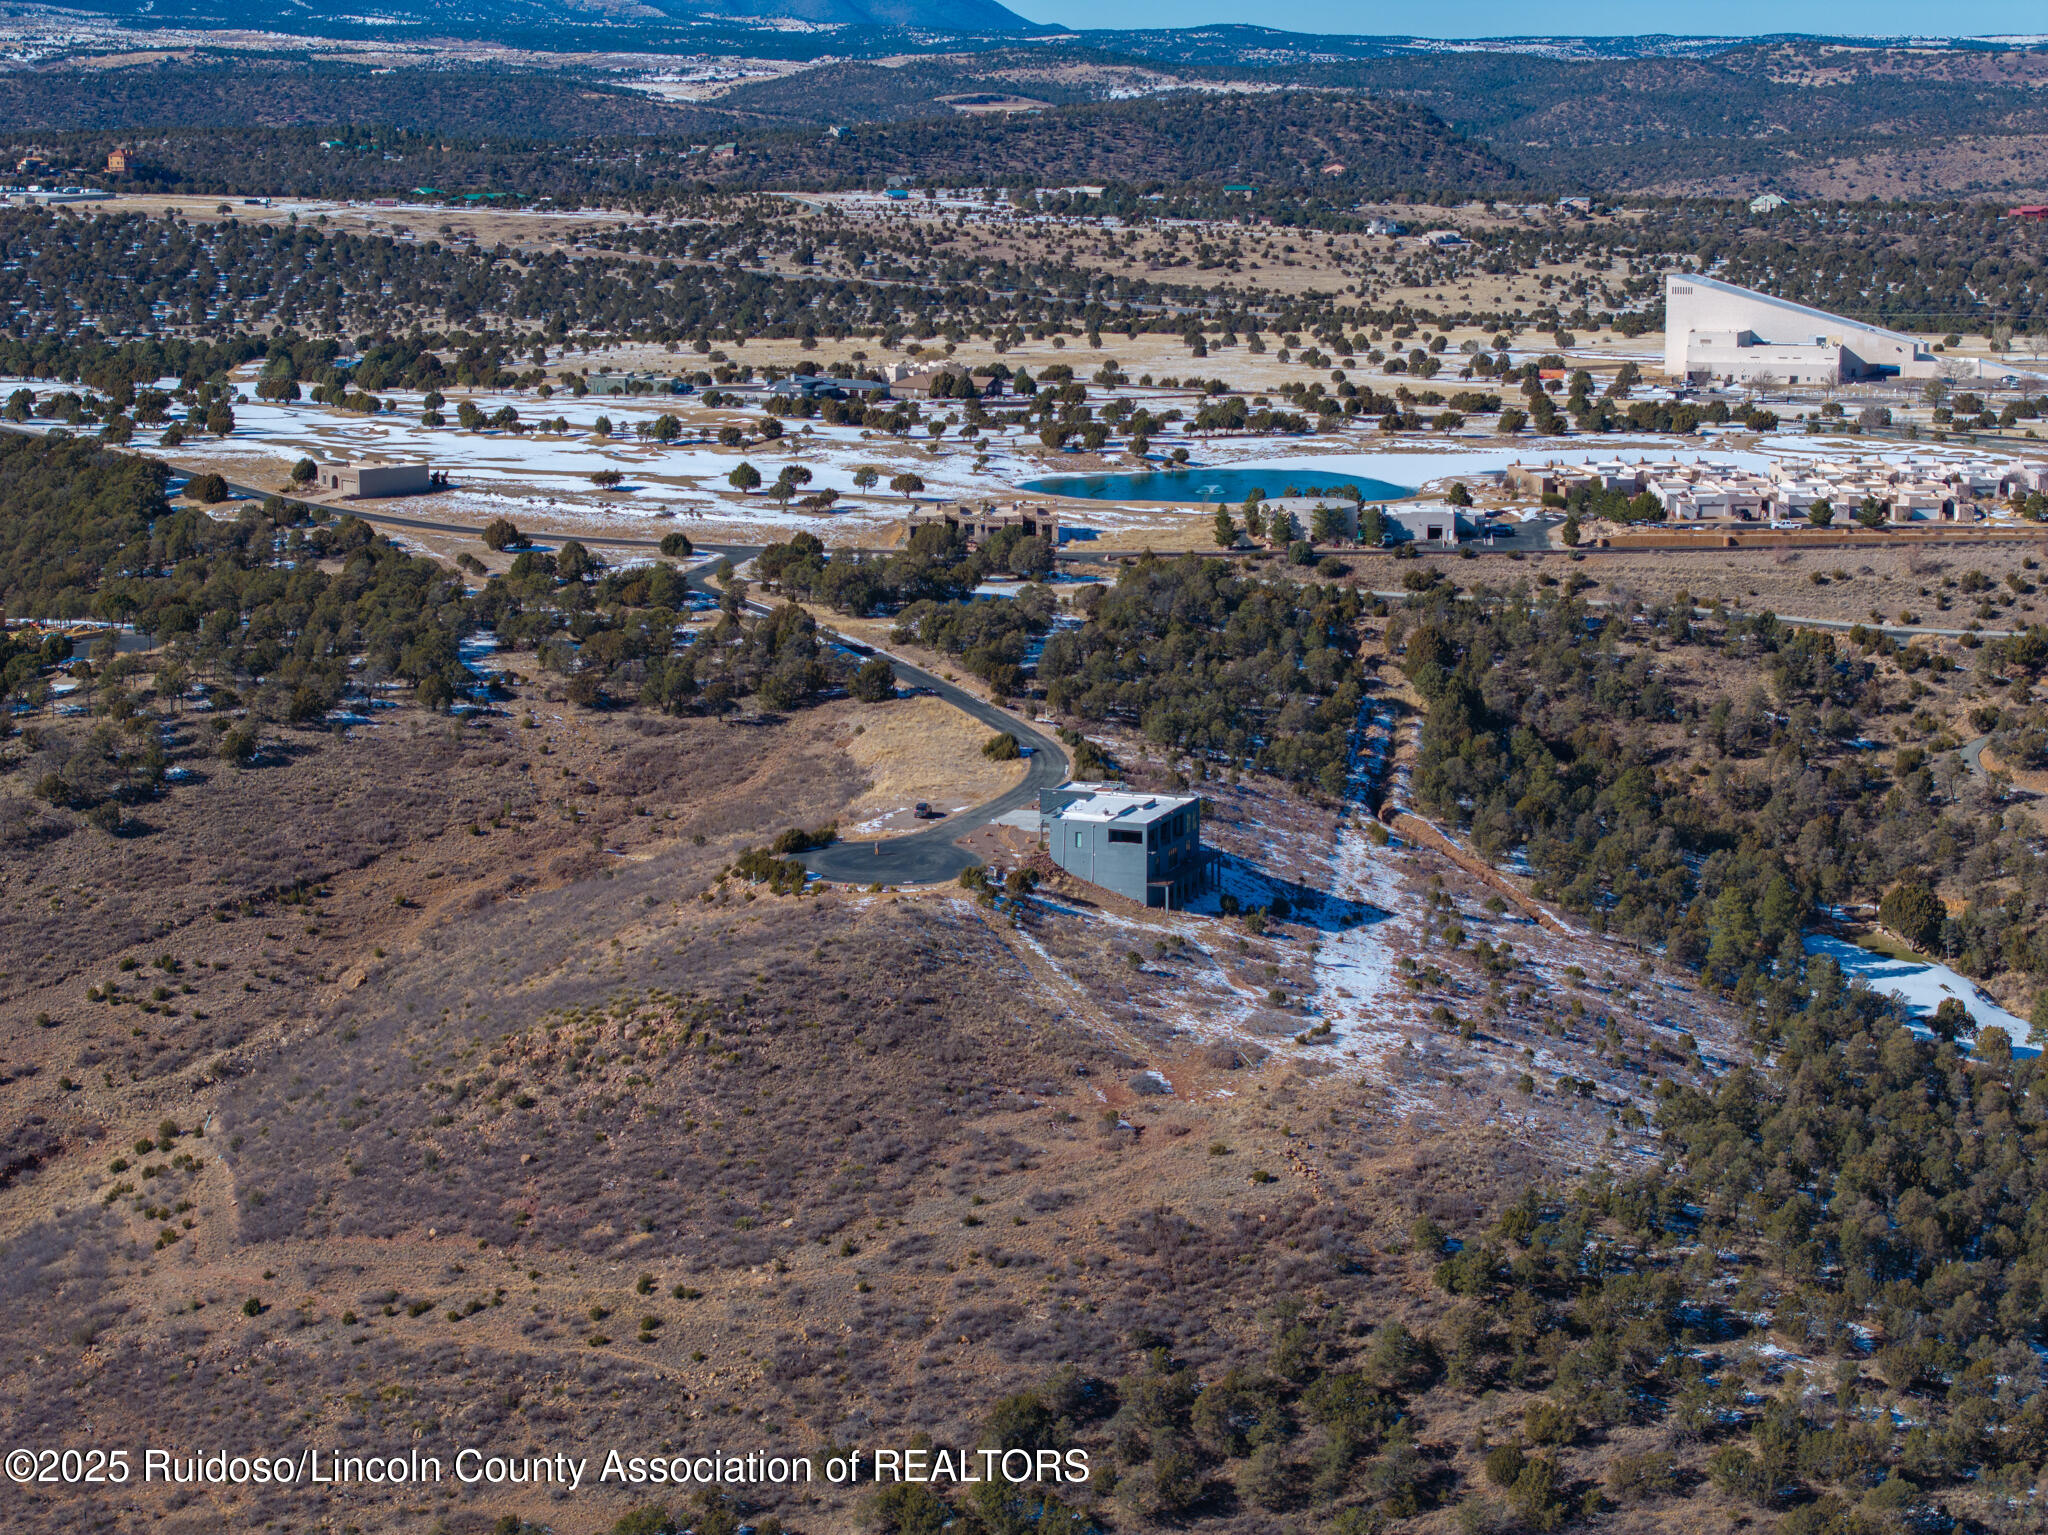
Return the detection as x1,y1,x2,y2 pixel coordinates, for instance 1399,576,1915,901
1061,26,1748,65
40,0,1043,37
641,0,1036,28
703,90,1523,195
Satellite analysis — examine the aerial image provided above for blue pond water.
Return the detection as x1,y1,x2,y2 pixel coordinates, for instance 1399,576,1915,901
1022,468,1413,504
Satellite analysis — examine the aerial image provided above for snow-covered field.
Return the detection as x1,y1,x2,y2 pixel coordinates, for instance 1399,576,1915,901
1307,825,1432,1109
1803,933,2036,1052
22,361,2037,552
8,371,1273,544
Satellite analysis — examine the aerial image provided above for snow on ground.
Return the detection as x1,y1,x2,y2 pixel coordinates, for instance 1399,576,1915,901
4,375,1046,542
1292,687,1432,1098
15,366,1929,549
1802,933,2037,1053
1109,436,1787,494
1309,826,1428,1095
34,366,2034,557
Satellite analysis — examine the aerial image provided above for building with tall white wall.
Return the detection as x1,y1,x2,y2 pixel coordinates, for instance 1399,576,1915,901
1664,274,1958,384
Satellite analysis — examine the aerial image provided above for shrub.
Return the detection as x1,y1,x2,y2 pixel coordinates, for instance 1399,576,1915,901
1706,1445,1766,1503
983,731,1021,761
1930,996,1970,1041
217,725,259,766
770,824,836,855
1454,1497,1511,1535
851,656,896,702
659,531,694,558
1483,1443,1526,1488
732,848,808,894
186,472,230,504
482,517,524,551
1779,1496,1858,1535
1235,1443,1291,1511
1522,1398,1576,1446
1605,1449,1678,1504
1509,1457,1564,1532
1361,1321,1435,1390
1303,1371,1398,1443
864,1483,950,1535
610,1507,679,1535
978,1390,1062,1455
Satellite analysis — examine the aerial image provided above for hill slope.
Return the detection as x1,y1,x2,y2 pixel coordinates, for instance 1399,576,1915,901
47,0,1040,34
713,91,1521,193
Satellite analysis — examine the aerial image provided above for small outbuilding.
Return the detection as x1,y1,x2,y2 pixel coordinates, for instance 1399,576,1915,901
327,462,432,498
1386,507,1478,546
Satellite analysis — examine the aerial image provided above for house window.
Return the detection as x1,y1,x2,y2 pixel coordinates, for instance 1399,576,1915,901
1107,829,1141,844
1073,831,1083,848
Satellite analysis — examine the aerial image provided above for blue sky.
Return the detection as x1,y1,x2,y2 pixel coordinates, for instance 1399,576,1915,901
1013,0,2048,37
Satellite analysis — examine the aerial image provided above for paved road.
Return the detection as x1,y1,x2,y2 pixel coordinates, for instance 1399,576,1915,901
197,465,2042,864
1962,733,1994,780
667,546,1069,887
198,481,1069,884
800,682,1067,886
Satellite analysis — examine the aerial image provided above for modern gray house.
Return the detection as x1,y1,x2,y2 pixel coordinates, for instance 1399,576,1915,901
1041,785,1206,909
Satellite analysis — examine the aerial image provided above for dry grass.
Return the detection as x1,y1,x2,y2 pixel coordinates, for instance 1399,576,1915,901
834,694,1023,834
0,666,1761,1534
1555,541,2048,628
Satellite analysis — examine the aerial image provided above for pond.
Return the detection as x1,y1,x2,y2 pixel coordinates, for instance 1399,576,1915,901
1022,467,1413,504
1802,933,2036,1054
66,626,156,660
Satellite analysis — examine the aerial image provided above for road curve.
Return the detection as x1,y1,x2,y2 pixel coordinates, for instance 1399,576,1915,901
276,492,1072,884
1961,733,1993,780
800,667,1067,887
663,547,1069,886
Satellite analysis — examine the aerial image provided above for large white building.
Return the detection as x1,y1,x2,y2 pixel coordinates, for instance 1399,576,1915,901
1664,274,1953,385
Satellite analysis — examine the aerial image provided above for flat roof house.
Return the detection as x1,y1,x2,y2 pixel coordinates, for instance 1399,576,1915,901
1041,786,1205,909
326,462,433,498
1386,507,1475,546
906,500,1062,546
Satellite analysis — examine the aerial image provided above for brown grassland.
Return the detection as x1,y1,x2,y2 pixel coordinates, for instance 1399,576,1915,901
0,659,1753,1533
